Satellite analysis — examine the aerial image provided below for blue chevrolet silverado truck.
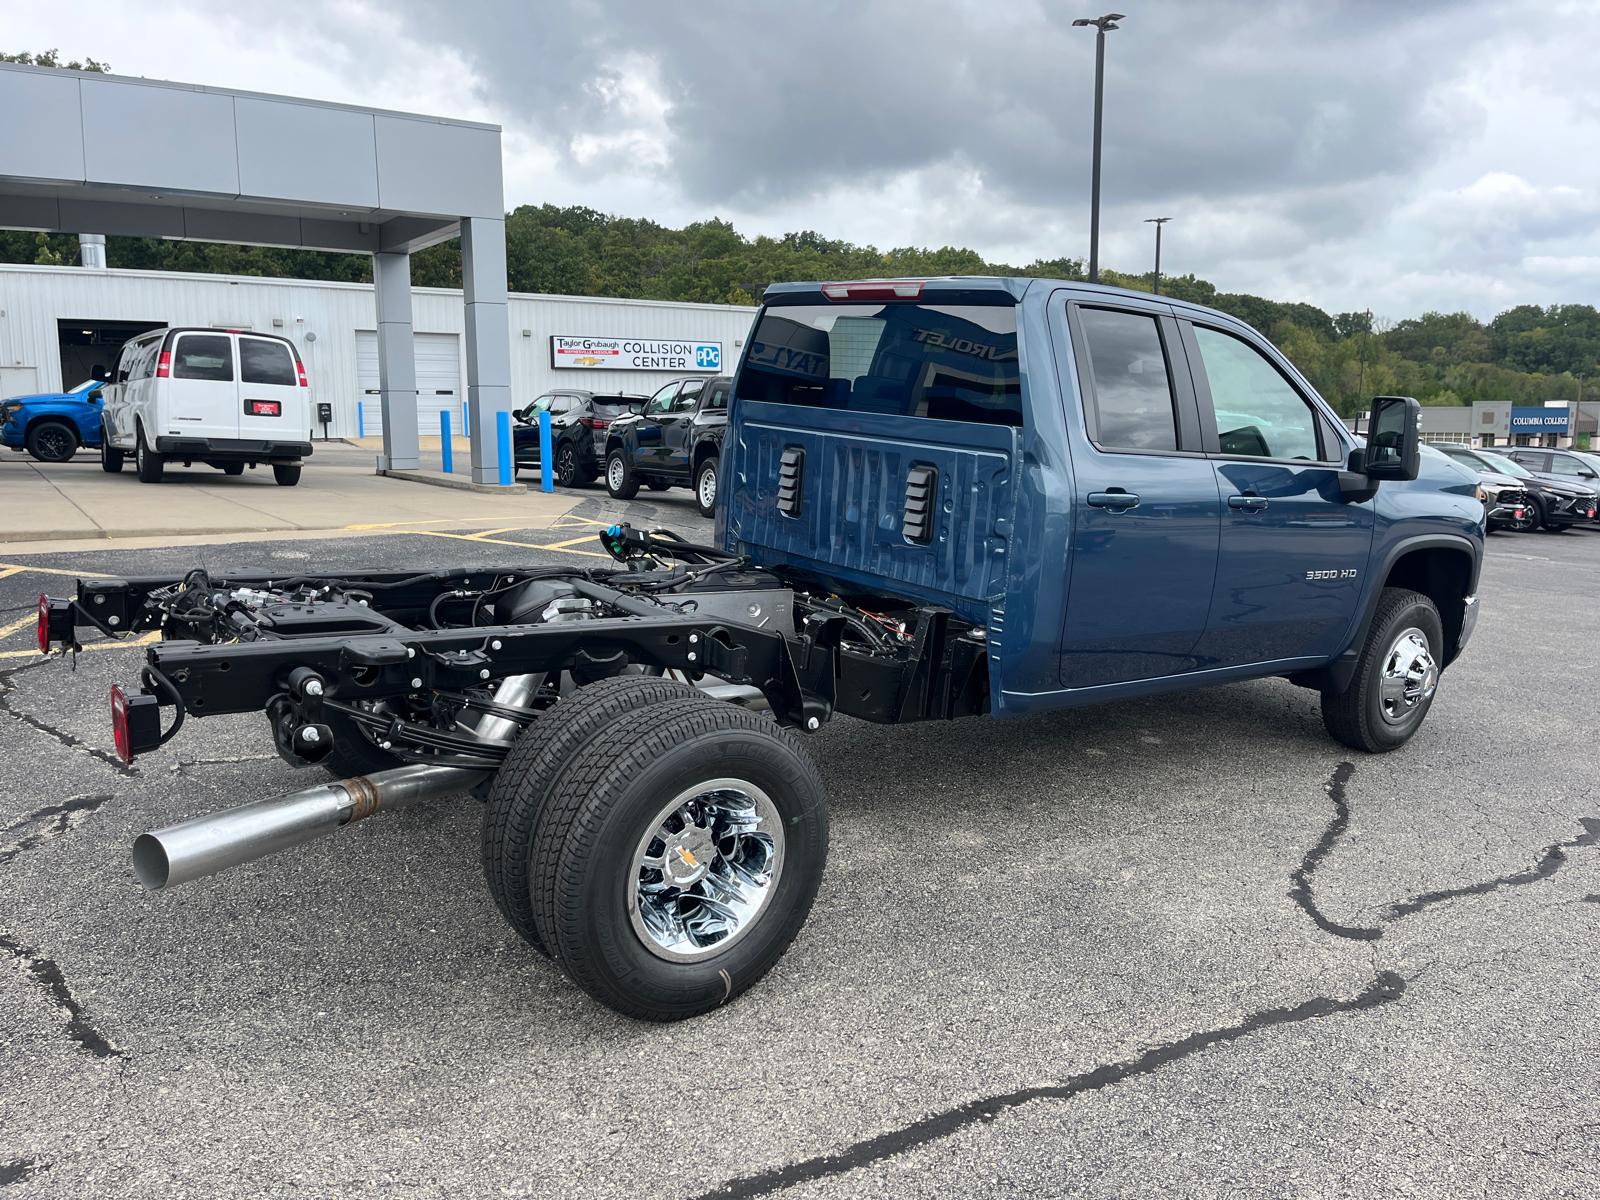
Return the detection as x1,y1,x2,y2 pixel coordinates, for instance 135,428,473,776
44,276,1481,1021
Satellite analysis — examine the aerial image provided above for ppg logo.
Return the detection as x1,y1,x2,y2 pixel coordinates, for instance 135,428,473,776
696,345,721,370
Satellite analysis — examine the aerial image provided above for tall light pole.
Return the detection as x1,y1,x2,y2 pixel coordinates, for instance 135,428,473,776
1072,12,1124,284
1144,216,1171,295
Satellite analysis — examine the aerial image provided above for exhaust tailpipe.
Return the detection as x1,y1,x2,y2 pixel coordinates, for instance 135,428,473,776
132,763,488,891
133,673,545,891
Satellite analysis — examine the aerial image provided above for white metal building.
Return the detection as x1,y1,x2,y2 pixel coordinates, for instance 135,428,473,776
0,263,758,439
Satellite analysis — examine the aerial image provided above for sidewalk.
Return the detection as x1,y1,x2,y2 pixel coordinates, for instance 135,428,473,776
0,441,580,552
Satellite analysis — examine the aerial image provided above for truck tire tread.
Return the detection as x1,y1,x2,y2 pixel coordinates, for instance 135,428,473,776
483,676,710,957
539,699,828,1019
1320,586,1443,753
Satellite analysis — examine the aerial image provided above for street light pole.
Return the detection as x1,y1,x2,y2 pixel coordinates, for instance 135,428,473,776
1073,13,1124,284
1145,216,1171,295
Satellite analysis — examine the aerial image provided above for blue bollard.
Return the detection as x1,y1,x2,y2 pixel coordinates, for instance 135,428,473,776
357,402,364,439
538,410,553,492
441,410,453,474
497,409,513,487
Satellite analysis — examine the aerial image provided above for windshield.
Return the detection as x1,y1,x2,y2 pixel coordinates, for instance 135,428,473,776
70,379,100,394
1479,452,1532,478
737,302,1022,426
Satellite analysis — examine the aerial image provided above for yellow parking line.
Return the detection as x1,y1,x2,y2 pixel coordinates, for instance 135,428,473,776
0,630,160,661
0,567,26,582
0,562,114,579
547,516,614,528
538,534,603,551
409,530,609,558
468,527,527,539
0,613,40,640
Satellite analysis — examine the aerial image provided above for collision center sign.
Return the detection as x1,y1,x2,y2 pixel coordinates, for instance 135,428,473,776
551,336,723,373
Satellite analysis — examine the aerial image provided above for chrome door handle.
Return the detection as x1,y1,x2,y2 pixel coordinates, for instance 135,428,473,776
1087,491,1140,510
1228,494,1269,511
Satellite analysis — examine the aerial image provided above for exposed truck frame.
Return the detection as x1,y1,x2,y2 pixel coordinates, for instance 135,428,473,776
41,274,1484,1021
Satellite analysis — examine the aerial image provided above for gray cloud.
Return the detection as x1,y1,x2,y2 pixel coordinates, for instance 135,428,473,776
390,0,1499,223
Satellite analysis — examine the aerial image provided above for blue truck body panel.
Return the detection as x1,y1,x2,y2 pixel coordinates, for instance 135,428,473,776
2,380,105,455
721,277,1483,720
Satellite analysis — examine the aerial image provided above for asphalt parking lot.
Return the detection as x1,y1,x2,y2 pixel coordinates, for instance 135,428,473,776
2,514,1597,1199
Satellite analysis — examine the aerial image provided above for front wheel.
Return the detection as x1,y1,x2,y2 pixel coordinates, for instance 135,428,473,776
535,700,829,1020
26,421,78,463
1321,587,1443,753
100,439,124,474
694,455,719,518
605,448,639,500
273,463,301,486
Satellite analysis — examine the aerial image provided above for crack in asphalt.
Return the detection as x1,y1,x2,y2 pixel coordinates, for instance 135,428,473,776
0,793,112,866
695,972,1408,1200
0,1159,51,1188
1287,762,1381,940
0,930,124,1058
1383,818,1600,921
702,761,1598,1198
0,660,135,775
1291,763,1599,940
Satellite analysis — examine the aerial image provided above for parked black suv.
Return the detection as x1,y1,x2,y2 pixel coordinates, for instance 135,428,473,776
1500,448,1600,527
1472,448,1597,530
604,375,731,516
512,390,646,487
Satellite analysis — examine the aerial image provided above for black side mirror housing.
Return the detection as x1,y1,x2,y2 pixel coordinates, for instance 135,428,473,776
1364,395,1422,481
91,365,110,382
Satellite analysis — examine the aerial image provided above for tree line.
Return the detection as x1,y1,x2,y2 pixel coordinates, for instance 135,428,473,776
4,203,1597,419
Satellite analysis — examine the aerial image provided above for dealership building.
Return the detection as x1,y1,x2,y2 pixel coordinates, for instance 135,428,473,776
0,262,757,440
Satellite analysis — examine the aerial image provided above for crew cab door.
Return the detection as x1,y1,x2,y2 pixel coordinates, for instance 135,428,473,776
1058,301,1221,688
164,332,238,442
660,378,703,476
632,381,679,467
238,336,301,443
1183,322,1374,665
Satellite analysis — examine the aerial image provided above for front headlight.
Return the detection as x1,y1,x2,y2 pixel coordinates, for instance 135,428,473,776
1476,485,1488,502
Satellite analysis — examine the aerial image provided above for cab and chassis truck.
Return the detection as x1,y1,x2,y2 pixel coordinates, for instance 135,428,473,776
41,277,1483,1021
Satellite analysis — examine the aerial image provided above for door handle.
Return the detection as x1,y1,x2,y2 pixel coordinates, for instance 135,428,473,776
1228,494,1269,511
1087,491,1140,510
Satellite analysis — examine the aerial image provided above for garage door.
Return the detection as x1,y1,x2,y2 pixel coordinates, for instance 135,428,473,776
355,331,462,436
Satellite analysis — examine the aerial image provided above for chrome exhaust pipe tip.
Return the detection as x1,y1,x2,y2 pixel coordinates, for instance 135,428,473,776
131,766,486,891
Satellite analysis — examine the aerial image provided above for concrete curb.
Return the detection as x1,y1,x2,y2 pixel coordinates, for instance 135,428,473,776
378,468,527,495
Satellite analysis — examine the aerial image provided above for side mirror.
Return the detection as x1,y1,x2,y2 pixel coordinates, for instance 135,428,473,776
91,365,110,382
1363,395,1421,481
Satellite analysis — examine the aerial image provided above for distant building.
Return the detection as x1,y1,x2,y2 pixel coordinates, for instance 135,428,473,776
0,263,757,439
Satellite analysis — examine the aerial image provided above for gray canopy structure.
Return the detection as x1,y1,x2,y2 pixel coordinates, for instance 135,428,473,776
0,61,511,482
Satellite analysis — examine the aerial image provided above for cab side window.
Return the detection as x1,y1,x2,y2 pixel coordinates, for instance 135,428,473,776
173,334,234,382
115,342,139,384
673,380,703,412
1192,327,1321,461
706,384,729,410
1077,308,1178,452
1549,453,1596,479
645,382,679,415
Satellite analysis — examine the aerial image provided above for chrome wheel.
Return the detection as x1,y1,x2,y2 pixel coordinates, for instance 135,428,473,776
1378,627,1437,725
698,464,717,511
629,778,785,962
608,455,626,491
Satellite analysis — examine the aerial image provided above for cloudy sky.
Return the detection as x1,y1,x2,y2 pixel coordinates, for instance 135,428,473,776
6,0,1598,320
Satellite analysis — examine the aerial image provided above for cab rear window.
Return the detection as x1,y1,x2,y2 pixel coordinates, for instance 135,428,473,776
736,303,1021,426
173,334,234,382
240,338,296,386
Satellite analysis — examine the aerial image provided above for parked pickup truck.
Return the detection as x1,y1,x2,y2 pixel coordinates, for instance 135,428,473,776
41,276,1482,1022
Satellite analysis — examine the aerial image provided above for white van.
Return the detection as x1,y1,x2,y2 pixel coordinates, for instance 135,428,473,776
100,328,313,485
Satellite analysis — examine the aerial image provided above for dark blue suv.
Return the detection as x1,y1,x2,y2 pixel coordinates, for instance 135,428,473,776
1,379,105,462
